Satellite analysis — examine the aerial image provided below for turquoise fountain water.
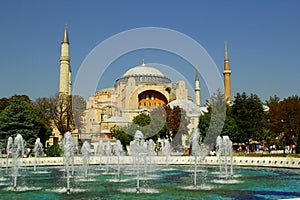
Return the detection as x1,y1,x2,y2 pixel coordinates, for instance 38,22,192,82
0,165,300,199
1,132,300,199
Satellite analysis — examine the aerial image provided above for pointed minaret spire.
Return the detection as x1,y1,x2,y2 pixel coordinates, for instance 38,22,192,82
224,40,229,61
195,67,201,107
62,24,69,44
223,40,231,103
59,25,71,96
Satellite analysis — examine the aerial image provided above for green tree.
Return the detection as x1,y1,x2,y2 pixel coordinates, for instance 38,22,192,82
110,125,133,151
0,95,31,113
30,106,52,147
112,105,189,148
140,114,167,142
198,107,210,141
222,107,239,141
232,92,264,147
0,95,52,148
198,90,235,146
265,95,280,107
130,110,167,141
132,113,151,127
46,144,62,157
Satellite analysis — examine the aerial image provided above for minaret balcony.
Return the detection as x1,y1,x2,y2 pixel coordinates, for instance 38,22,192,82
60,56,70,61
223,70,231,74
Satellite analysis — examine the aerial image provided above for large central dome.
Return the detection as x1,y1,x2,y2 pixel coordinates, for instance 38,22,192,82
116,60,171,84
123,62,164,77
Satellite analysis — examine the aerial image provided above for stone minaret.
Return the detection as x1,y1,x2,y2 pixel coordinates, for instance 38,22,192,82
59,26,72,96
223,40,231,103
195,69,201,107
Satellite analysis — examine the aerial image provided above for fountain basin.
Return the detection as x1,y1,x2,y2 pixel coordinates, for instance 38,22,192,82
2,156,300,169
0,165,300,199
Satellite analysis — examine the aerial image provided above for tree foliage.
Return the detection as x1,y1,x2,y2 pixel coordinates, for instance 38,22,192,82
0,95,52,148
199,91,267,149
266,95,300,146
231,92,265,145
46,144,62,157
110,126,133,151
151,105,190,146
132,113,151,127
35,94,86,136
198,90,235,146
111,105,189,148
0,97,11,112
34,97,52,125
50,94,74,135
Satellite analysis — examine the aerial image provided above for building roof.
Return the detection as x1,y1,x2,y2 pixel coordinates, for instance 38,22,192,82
103,116,130,123
100,129,111,134
116,60,171,84
168,99,201,116
123,65,165,77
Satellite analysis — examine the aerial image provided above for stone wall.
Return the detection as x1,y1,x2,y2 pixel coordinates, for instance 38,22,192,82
1,156,300,169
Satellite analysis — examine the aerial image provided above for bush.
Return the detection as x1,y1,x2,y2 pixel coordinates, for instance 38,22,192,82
46,144,62,157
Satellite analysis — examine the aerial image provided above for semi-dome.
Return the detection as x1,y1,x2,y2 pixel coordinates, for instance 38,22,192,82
116,60,171,84
168,99,201,117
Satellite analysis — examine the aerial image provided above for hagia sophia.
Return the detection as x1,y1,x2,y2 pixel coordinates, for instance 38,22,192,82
52,27,231,148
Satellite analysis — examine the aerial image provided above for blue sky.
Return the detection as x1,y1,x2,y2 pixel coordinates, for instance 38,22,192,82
0,0,299,104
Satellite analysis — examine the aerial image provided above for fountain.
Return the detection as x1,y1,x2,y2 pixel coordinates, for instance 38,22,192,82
146,139,155,173
129,130,148,193
114,140,122,180
33,138,43,172
1,131,300,199
10,134,25,191
216,135,233,179
62,131,75,194
146,139,156,156
190,129,201,188
80,141,91,178
97,139,104,165
105,141,112,172
6,137,13,175
162,139,171,160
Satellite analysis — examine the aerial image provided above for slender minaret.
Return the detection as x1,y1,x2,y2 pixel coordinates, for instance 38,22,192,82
223,40,231,103
195,69,201,107
59,25,72,96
